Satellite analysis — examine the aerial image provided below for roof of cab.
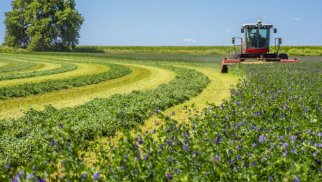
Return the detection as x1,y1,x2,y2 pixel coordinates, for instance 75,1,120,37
242,23,273,28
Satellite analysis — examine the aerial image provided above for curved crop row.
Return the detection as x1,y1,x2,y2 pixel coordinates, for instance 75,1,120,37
0,63,77,81
0,58,38,73
0,62,107,88
0,65,209,168
0,62,127,99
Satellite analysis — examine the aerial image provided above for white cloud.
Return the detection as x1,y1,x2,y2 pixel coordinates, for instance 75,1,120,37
292,17,301,21
225,28,231,34
183,38,197,43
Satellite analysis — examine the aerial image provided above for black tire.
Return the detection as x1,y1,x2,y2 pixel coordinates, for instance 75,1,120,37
221,65,228,73
279,53,289,59
226,52,240,59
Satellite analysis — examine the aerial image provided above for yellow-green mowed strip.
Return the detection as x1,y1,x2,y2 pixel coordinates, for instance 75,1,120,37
0,62,108,88
142,64,238,131
0,62,10,68
0,56,65,74
0,63,176,119
12,60,63,73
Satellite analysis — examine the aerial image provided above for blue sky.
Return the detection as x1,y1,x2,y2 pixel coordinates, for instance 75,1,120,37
1,0,321,46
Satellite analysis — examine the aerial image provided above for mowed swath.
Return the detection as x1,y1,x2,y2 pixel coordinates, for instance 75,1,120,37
0,58,38,73
0,62,108,87
0,63,175,119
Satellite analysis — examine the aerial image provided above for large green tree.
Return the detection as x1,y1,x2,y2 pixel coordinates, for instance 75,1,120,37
4,0,84,51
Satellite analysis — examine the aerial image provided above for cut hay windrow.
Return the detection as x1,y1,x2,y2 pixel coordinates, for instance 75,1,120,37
0,62,77,81
0,58,38,73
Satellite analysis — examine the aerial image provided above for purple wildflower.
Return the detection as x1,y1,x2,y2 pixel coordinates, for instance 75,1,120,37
50,139,57,146
318,144,322,148
283,151,287,157
167,173,173,180
93,172,100,180
237,145,242,151
252,125,259,131
252,143,257,148
192,151,198,157
269,176,273,181
214,137,221,145
81,173,87,179
12,174,20,182
166,139,173,146
27,173,36,180
152,129,156,134
215,155,221,162
313,151,318,158
259,135,267,143
236,122,244,128
4,164,10,169
229,160,235,166
290,135,296,142
255,112,260,117
237,155,242,160
283,143,289,148
135,155,141,161
235,101,241,105
251,162,256,167
318,132,322,137
144,155,148,160
182,143,189,150
39,178,46,182
138,139,143,145
294,176,300,182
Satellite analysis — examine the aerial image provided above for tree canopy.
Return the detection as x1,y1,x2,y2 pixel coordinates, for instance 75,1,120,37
4,0,84,51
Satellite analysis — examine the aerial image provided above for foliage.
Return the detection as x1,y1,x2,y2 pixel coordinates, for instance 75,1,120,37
4,0,84,51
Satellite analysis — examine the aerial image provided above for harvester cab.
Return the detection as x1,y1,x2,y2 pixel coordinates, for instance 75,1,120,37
221,20,298,73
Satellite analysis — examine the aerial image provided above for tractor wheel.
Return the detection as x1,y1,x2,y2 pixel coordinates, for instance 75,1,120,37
279,53,289,60
221,65,228,73
226,52,240,59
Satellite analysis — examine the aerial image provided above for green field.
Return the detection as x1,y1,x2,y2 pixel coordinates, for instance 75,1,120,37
0,48,321,181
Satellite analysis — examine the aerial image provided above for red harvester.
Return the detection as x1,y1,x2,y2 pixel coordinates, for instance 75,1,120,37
221,20,298,73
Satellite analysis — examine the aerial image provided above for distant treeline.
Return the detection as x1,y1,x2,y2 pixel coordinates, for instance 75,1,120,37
1,45,322,56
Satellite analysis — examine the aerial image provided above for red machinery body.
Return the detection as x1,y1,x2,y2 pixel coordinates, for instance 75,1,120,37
221,21,298,73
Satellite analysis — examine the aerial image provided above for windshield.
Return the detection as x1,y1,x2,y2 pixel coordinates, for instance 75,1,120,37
245,28,270,49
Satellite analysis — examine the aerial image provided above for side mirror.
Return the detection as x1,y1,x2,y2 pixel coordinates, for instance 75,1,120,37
241,28,244,33
232,38,235,44
274,28,277,33
278,38,282,45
